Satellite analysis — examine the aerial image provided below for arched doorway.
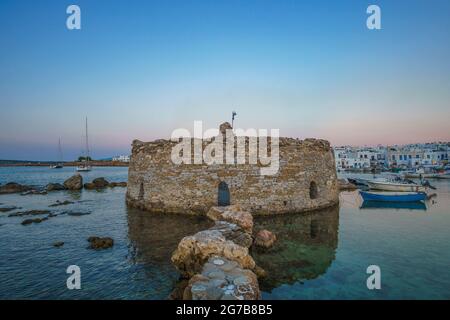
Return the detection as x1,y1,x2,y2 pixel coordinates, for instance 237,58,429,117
218,181,230,206
309,181,318,199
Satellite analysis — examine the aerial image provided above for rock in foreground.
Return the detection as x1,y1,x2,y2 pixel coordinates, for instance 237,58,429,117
171,229,255,278
183,256,260,300
63,175,83,190
207,205,253,233
87,236,114,250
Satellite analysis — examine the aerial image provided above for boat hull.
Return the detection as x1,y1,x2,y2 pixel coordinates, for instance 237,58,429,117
360,191,427,202
360,200,427,210
367,181,425,192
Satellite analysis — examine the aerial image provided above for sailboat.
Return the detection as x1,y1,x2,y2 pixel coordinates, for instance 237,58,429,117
50,138,64,169
76,117,92,172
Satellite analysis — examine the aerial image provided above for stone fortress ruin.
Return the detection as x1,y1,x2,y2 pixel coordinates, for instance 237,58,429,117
126,122,339,215
126,122,340,300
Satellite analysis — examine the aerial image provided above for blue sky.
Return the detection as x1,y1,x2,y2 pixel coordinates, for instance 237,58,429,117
0,0,449,160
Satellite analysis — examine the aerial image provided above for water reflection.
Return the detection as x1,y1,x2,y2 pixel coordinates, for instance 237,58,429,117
252,205,339,292
126,207,212,268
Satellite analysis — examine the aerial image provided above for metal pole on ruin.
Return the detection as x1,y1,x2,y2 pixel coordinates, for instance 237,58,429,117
232,111,237,129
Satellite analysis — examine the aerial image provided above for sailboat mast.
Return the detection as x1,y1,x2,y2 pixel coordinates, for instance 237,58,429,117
85,117,90,164
58,138,63,163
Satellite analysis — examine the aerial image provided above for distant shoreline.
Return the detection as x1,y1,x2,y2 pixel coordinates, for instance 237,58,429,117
0,161,129,167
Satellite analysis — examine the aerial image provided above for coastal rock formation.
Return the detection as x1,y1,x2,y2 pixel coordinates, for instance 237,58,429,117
21,217,48,225
46,183,66,192
49,200,74,207
209,221,253,248
171,229,256,278
207,205,253,233
87,236,114,250
254,230,276,249
0,182,32,194
109,181,127,188
64,174,83,190
183,256,260,300
126,126,339,215
84,177,109,190
8,210,51,217
0,206,19,213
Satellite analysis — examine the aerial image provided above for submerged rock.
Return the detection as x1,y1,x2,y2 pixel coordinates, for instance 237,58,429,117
9,210,51,217
254,230,277,249
67,211,91,216
0,206,19,213
183,256,260,300
63,174,83,190
0,182,32,194
207,205,254,234
21,217,48,225
49,200,74,207
87,236,114,250
46,183,66,192
108,181,127,188
171,229,255,278
53,241,64,248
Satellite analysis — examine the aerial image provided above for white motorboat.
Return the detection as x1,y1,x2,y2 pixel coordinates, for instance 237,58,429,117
367,180,426,192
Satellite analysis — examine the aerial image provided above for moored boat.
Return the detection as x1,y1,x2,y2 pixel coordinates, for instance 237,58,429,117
360,191,427,202
360,200,427,210
367,180,426,192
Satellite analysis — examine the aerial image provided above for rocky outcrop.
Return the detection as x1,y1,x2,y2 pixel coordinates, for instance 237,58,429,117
9,210,51,217
84,178,127,189
21,217,48,225
171,205,262,300
109,181,127,188
254,230,276,249
63,175,83,190
183,256,260,300
46,183,66,192
53,241,64,248
0,206,19,213
207,205,253,233
171,229,255,278
49,200,74,207
87,236,114,250
0,182,32,194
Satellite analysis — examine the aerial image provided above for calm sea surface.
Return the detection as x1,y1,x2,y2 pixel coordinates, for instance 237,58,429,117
0,167,449,299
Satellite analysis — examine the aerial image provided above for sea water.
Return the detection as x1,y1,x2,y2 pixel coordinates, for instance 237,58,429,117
0,167,449,299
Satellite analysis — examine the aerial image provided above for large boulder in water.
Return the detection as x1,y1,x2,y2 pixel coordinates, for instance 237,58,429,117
84,177,109,190
46,183,66,192
87,236,114,250
0,182,32,194
254,229,277,249
171,228,255,278
63,174,83,190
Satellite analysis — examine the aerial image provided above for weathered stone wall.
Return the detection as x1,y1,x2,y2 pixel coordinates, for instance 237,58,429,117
126,136,339,215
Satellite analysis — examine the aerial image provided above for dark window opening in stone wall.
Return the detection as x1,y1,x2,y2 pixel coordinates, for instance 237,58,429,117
138,182,144,201
309,181,318,200
218,181,230,206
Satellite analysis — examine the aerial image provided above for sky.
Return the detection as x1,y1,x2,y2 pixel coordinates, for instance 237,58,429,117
0,0,449,161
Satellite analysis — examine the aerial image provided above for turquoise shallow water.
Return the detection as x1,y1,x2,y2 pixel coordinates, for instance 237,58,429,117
0,167,449,299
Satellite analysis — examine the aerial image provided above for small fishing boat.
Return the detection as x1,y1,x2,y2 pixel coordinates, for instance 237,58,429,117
360,191,427,202
360,200,427,211
367,180,426,192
